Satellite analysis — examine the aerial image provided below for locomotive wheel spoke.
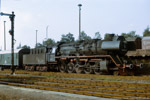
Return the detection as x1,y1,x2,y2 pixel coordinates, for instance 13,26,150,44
94,66,101,75
75,64,84,74
59,65,66,73
67,63,75,73
84,63,93,74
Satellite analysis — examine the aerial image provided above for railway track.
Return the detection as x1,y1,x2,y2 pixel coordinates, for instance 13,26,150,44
0,70,150,99
1,70,150,82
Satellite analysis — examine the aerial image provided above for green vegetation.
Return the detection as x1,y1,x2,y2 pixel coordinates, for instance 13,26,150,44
60,32,75,42
94,32,102,39
143,26,150,37
16,26,150,49
121,31,140,38
104,33,115,40
43,38,55,46
17,43,30,49
80,31,91,40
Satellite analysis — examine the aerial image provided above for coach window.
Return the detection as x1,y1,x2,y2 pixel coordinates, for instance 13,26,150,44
40,49,42,54
38,49,40,53
38,49,39,54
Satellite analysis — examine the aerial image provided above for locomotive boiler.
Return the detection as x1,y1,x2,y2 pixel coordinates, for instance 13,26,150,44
57,34,127,56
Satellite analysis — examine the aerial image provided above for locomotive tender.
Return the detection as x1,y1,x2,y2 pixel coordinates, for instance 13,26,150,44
0,34,142,75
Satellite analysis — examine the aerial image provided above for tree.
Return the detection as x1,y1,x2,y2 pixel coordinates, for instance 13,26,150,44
80,31,91,40
121,33,128,38
22,45,30,49
94,32,102,39
143,26,150,37
104,33,115,40
43,38,55,46
121,31,140,38
17,43,22,49
60,32,75,42
36,43,44,48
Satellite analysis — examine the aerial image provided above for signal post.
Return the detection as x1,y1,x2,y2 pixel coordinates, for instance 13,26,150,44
0,12,15,74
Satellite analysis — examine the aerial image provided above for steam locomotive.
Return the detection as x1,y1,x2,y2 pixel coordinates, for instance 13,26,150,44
0,34,142,75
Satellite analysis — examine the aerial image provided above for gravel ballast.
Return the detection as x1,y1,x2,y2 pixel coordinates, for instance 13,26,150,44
0,85,115,100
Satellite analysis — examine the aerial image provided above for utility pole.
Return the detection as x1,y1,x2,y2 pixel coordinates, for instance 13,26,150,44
0,11,15,75
78,4,82,40
36,30,38,48
4,21,6,50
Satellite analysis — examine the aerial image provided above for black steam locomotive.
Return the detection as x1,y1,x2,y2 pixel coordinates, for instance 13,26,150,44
0,34,142,75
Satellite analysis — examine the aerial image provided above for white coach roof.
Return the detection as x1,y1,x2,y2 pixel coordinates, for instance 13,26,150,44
0,49,21,54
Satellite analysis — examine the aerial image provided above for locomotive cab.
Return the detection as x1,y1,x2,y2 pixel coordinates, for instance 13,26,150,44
47,46,57,62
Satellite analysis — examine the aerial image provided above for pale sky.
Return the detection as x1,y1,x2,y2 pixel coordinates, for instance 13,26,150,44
0,0,150,50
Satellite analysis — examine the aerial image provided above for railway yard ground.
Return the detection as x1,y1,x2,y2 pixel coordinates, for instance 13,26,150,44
0,70,150,100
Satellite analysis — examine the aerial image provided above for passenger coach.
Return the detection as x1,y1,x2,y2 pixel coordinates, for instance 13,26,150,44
0,49,30,70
